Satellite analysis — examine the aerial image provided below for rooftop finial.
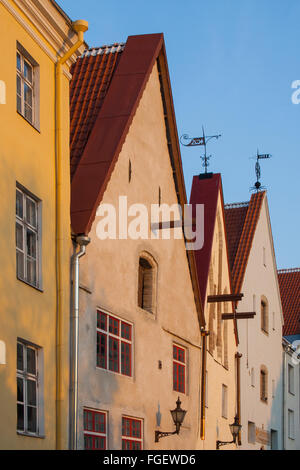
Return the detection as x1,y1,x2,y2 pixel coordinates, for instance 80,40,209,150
250,150,271,192
180,126,221,176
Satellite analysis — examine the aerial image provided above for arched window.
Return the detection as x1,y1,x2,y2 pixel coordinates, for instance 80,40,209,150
260,366,268,402
138,253,156,313
261,297,269,334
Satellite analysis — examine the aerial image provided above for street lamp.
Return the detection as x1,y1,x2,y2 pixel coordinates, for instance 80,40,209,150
216,415,242,450
155,397,187,442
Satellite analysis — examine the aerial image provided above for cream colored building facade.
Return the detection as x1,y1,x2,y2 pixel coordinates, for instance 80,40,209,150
70,35,204,450
225,194,284,450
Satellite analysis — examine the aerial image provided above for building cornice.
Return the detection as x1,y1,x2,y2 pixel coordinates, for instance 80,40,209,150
2,0,85,72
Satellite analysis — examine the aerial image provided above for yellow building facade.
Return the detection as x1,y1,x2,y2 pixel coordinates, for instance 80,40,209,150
0,0,87,449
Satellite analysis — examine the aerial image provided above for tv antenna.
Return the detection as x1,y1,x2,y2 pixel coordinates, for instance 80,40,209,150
250,150,271,192
180,126,221,174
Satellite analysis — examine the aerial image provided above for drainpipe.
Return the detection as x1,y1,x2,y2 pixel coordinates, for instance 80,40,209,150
55,19,88,450
235,352,242,445
282,346,286,450
70,235,90,450
200,329,209,440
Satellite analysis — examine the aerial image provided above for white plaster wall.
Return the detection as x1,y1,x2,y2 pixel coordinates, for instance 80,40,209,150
77,62,202,450
283,347,300,450
237,197,283,449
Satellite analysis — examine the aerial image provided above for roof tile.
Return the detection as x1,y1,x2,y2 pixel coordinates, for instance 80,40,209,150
278,268,300,336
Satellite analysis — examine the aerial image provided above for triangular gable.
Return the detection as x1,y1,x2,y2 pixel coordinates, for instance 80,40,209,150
190,174,220,308
225,191,265,294
70,33,204,327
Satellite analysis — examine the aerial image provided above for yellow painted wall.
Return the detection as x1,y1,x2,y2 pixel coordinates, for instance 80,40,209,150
0,0,72,449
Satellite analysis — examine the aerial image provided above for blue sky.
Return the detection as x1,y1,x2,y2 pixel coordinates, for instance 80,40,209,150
58,0,300,269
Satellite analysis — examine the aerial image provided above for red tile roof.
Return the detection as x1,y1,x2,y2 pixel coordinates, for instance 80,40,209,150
190,174,221,307
70,34,164,235
224,191,265,293
278,268,300,336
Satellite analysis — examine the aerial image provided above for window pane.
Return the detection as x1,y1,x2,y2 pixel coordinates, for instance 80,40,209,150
27,379,37,406
84,435,93,450
17,94,22,114
84,410,93,431
132,441,141,450
94,436,105,450
17,52,21,71
16,251,25,279
97,311,107,331
122,418,131,437
26,229,37,258
27,406,37,433
24,60,33,83
17,404,24,431
121,342,131,376
27,347,36,375
17,377,24,402
16,75,21,97
132,420,141,438
16,223,23,250
24,83,32,107
26,258,37,285
121,322,131,340
17,343,24,371
109,337,119,372
94,413,105,433
96,333,106,369
109,317,119,336
26,197,37,228
24,103,33,123
122,439,131,450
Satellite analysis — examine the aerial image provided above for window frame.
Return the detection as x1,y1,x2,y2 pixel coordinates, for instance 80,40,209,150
96,309,133,377
173,343,186,394
83,408,107,450
16,43,39,130
138,253,157,315
288,409,295,440
16,185,41,290
222,384,228,419
122,416,143,450
17,340,39,436
248,421,256,444
288,364,295,395
261,297,269,335
260,366,268,403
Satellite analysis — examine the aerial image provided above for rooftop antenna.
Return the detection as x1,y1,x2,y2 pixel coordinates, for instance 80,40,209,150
250,150,271,192
180,126,221,174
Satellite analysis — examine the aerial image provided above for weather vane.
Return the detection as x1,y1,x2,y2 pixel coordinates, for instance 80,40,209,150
250,150,271,192
180,126,221,174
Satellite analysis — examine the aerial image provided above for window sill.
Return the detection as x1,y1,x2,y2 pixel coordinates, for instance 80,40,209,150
17,431,45,439
17,276,43,293
17,110,40,133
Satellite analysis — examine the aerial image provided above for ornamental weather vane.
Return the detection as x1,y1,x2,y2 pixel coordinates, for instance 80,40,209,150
250,150,271,192
180,126,221,174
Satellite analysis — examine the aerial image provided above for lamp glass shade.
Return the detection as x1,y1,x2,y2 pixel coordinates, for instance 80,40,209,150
229,416,242,439
170,397,187,427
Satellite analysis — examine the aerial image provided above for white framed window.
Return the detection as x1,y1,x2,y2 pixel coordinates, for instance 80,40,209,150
16,185,41,289
96,310,133,377
288,409,295,439
222,384,228,419
16,44,39,128
288,364,295,395
17,341,40,435
83,408,107,450
122,416,143,450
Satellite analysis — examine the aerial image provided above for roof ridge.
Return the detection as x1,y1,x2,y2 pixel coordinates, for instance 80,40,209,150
225,201,249,209
81,43,125,58
278,268,300,274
